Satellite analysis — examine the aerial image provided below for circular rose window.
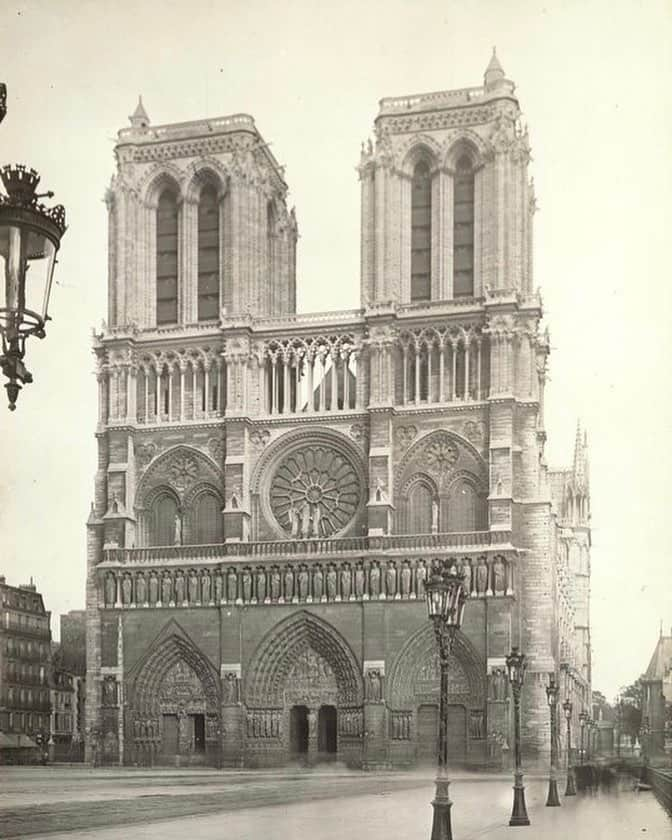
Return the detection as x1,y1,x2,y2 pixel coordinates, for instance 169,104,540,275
269,444,361,538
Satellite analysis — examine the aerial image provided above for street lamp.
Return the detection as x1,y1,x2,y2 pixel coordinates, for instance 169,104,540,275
562,698,576,796
0,164,66,409
579,710,587,764
424,559,468,840
506,646,530,827
545,675,561,806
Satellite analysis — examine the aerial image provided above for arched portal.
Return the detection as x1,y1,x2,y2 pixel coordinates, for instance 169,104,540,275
388,624,486,766
127,625,220,766
245,612,364,765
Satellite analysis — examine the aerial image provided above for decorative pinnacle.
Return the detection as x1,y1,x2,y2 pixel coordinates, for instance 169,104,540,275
129,95,150,128
484,47,506,86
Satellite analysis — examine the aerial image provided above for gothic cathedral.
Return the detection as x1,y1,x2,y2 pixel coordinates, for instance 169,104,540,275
86,53,591,768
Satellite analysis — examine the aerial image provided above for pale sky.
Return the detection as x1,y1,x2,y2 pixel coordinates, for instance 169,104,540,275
1,0,671,703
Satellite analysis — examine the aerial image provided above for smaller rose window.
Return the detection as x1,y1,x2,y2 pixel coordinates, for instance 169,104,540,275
425,438,459,475
270,445,361,538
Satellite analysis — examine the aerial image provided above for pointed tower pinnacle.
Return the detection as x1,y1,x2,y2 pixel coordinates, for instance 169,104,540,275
484,47,506,88
573,420,588,490
129,95,150,128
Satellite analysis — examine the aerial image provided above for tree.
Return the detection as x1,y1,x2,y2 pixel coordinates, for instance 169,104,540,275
618,679,643,744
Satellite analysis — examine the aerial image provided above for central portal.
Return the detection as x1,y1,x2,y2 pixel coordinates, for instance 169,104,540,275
318,705,337,756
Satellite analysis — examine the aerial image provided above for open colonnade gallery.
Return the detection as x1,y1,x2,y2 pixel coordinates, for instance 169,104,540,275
86,54,591,768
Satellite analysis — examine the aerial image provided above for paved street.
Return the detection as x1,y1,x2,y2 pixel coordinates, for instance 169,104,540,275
0,767,669,839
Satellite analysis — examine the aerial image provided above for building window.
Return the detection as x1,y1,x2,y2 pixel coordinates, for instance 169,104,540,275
156,190,179,325
197,185,219,321
453,155,474,297
150,493,179,546
191,492,223,545
411,161,432,302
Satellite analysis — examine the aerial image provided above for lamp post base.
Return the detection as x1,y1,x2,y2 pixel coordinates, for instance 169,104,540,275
546,776,561,806
509,772,530,826
431,775,453,840
565,768,577,796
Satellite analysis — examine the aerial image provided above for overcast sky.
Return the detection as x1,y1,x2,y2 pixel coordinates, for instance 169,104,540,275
1,0,670,702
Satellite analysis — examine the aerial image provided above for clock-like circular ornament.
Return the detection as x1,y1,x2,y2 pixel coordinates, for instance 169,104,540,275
269,444,361,538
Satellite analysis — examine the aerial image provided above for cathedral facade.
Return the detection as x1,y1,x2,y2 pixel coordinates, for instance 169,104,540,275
85,54,591,768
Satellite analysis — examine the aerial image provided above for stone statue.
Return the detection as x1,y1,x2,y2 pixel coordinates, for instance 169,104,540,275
174,513,182,546
431,499,439,534
102,678,117,706
308,710,317,739
298,566,309,600
256,567,267,602
300,504,311,538
122,575,132,605
222,673,238,704
161,572,173,604
326,565,337,600
213,572,223,603
175,570,185,604
369,562,381,598
340,564,352,600
284,565,295,601
374,477,387,502
493,557,506,595
227,567,238,602
494,668,507,701
201,571,211,604
105,574,116,606
401,562,412,598
476,557,489,595
415,560,427,598
188,570,199,603
312,504,321,537
386,561,397,598
135,573,146,605
367,669,382,702
460,559,472,596
288,504,300,538
241,568,252,602
355,563,365,598
270,567,281,601
148,572,158,606
313,565,324,600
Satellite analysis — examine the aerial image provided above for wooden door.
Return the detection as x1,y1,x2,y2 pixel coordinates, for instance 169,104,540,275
161,714,178,755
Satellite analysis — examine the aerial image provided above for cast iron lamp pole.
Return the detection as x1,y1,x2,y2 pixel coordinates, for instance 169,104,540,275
545,676,561,806
578,710,587,765
616,698,622,758
424,559,468,840
563,698,576,796
506,646,530,826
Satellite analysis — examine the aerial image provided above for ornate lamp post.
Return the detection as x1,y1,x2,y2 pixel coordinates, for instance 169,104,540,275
506,646,530,827
640,717,650,764
579,710,587,764
0,165,66,409
545,675,561,806
562,698,576,795
424,559,468,840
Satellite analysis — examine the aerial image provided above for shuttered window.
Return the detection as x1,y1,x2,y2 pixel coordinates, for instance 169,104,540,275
156,191,178,324
411,162,432,301
453,155,474,297
198,186,219,321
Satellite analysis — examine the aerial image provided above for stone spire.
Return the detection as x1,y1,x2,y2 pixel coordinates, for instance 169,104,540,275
573,420,588,490
129,95,150,128
484,48,506,88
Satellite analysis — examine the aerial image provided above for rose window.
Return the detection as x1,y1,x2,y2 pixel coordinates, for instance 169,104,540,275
270,445,361,538
425,438,459,475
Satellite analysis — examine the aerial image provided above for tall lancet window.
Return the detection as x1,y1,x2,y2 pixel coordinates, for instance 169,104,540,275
411,161,432,302
453,155,475,297
198,185,220,321
156,190,179,324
